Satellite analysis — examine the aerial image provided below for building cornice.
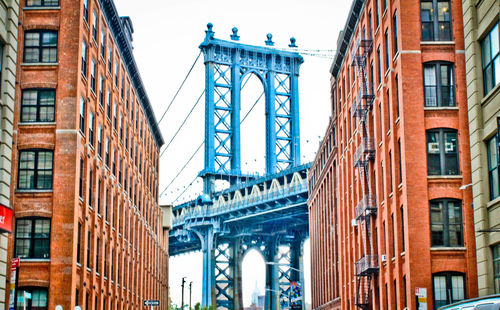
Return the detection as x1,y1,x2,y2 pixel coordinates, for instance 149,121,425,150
99,0,165,148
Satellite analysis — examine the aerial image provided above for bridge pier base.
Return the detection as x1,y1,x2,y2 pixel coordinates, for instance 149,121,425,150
265,238,281,310
197,227,217,308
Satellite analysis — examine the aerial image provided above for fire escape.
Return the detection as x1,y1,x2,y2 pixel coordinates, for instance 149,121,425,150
351,33,378,309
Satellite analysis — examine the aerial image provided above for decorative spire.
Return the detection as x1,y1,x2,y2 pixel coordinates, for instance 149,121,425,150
205,23,215,40
289,37,298,48
230,27,240,41
265,33,274,46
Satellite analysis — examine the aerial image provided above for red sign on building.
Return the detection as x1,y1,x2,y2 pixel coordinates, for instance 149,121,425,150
0,204,13,233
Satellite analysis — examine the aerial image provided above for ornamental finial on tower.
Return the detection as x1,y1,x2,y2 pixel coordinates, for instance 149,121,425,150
289,37,297,48
265,33,274,46
230,27,240,41
205,23,215,40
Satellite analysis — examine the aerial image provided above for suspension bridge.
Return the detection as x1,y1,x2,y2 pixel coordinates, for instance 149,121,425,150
161,24,331,310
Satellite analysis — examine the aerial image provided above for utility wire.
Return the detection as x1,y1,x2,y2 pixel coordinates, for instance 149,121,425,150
159,90,205,158
157,51,202,125
160,141,203,198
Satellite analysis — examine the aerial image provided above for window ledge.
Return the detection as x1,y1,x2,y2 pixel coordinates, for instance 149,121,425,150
400,251,406,257
21,62,58,67
486,196,500,209
427,175,462,180
18,122,56,126
420,41,455,45
481,83,500,104
20,258,50,262
423,106,458,110
430,247,466,251
23,6,61,10
15,189,53,194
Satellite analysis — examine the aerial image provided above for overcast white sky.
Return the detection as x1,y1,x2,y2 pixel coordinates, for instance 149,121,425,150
114,0,352,307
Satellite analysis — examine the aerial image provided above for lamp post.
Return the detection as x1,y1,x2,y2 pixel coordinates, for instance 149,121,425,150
181,277,186,310
189,281,193,310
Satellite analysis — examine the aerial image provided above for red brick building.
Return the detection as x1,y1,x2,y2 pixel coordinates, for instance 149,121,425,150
308,0,478,309
6,0,169,309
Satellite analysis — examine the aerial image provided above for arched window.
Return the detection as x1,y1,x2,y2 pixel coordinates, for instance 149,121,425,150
426,128,459,175
430,199,463,247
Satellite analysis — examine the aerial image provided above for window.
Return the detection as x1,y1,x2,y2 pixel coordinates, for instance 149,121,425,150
384,29,390,71
97,125,103,157
79,157,84,199
26,0,59,7
23,31,57,63
100,30,106,59
86,231,91,269
488,134,500,200
99,75,104,107
430,199,463,247
114,62,118,86
16,287,48,310
113,103,117,129
386,89,391,131
426,129,459,175
83,41,90,79
391,213,395,257
90,59,96,92
108,47,112,73
395,74,400,117
398,139,402,184
77,222,81,264
96,237,100,274
104,242,108,277
393,11,399,55
421,0,452,41
105,138,110,166
89,112,94,146
106,91,111,118
481,22,500,95
18,150,53,190
494,245,500,293
400,206,405,251
83,0,88,23
88,168,93,207
377,46,382,85
92,10,97,41
21,89,55,122
423,62,455,107
15,218,50,258
375,0,380,28
80,97,86,134
433,272,465,308
97,179,102,214
389,151,393,192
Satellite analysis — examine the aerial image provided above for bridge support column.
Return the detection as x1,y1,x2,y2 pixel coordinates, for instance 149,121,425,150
199,227,217,308
290,239,305,310
231,239,243,310
265,238,280,310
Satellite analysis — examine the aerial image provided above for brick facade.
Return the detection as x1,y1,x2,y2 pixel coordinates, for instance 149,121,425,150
309,0,478,309
6,0,169,309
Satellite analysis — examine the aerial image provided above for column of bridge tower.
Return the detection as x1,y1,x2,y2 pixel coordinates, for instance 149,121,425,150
351,32,378,309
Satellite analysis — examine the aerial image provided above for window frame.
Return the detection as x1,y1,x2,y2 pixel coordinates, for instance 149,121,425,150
432,272,466,308
420,0,453,41
487,134,500,200
429,198,463,247
494,244,500,293
481,21,500,95
20,88,56,123
23,30,58,63
81,40,88,78
426,128,460,176
25,0,59,7
17,149,53,190
423,62,456,107
14,217,51,259
15,287,49,310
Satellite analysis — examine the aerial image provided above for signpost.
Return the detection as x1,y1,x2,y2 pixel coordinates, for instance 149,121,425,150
416,287,427,310
144,300,160,310
8,258,20,310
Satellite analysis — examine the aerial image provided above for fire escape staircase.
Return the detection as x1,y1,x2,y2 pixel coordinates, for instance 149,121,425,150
351,34,378,310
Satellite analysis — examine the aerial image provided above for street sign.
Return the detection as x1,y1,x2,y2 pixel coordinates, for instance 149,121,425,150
143,300,160,307
415,287,427,310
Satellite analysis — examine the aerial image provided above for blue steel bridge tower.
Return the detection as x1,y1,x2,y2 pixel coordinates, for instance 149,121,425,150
169,24,309,310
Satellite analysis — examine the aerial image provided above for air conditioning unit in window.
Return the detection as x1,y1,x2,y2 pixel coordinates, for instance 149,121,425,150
351,219,358,227
428,142,440,153
445,142,455,152
381,254,387,263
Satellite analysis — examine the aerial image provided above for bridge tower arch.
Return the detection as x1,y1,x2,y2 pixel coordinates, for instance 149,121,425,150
199,23,304,197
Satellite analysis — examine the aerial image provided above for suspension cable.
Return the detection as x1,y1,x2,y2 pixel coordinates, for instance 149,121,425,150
165,87,265,203
157,51,202,125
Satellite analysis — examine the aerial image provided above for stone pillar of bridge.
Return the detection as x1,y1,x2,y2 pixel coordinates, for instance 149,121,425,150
196,227,217,308
264,238,280,310
231,238,244,310
290,238,305,310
